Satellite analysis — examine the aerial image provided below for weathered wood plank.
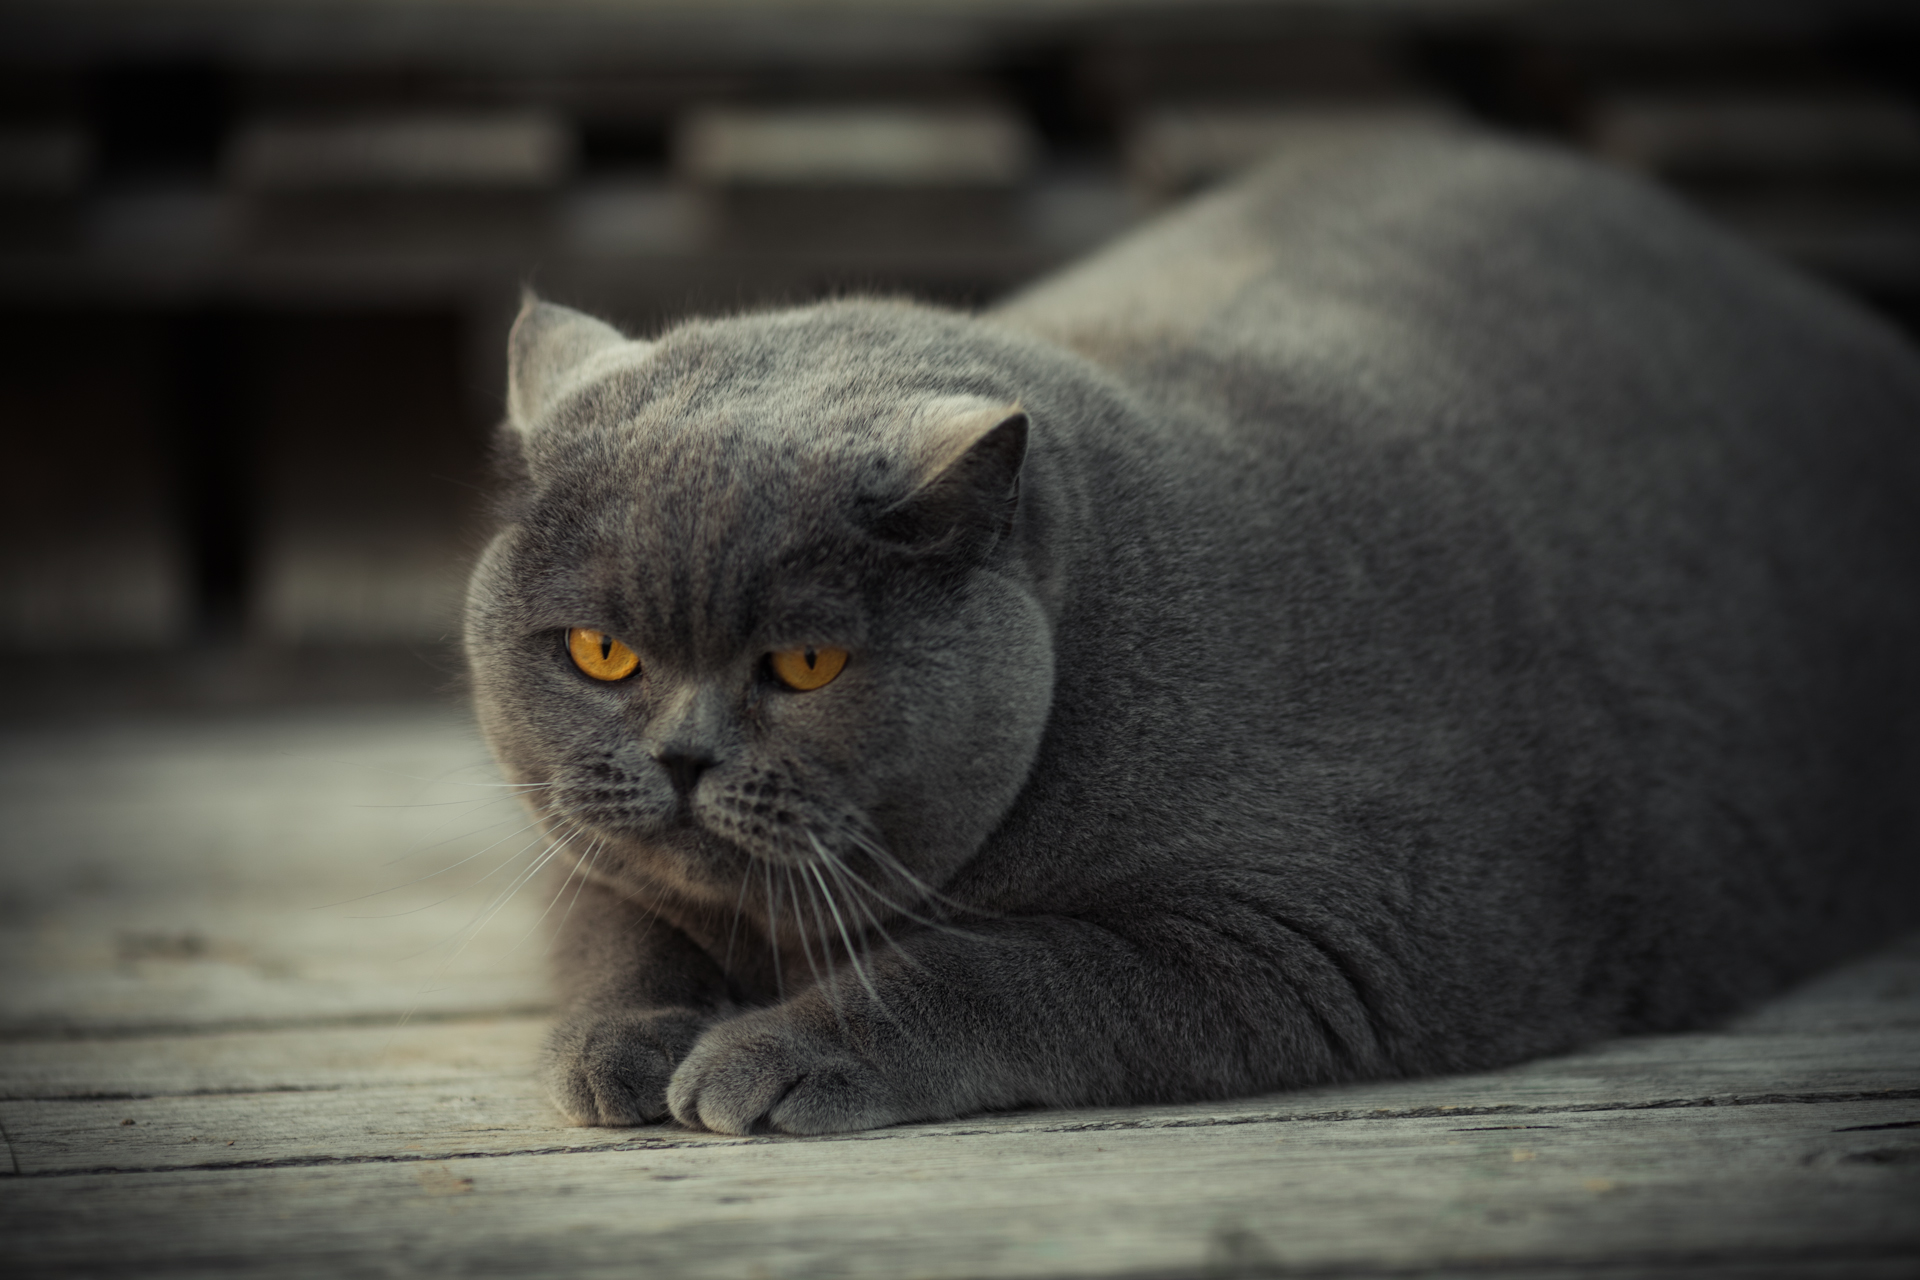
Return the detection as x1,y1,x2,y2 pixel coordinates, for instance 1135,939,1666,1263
7,1009,1915,1106
0,1082,662,1174
5,1101,1916,1278
5,1019,1916,1174
0,708,506,903
4,707,1916,1279
5,925,1913,1103
0,1017,548,1099
0,707,552,1035
1726,932,1920,1034
4,934,1915,1178
0,890,551,1036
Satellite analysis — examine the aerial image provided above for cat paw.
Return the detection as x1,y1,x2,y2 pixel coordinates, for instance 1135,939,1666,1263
666,1012,900,1135
543,1008,710,1126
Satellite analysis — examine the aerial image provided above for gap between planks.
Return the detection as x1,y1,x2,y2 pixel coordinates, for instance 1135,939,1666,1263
11,1087,1920,1181
6,963,1919,1178
0,1111,21,1176
5,1100,1916,1280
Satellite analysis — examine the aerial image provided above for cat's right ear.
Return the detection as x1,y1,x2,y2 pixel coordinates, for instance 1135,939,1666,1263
871,401,1029,552
505,295,649,433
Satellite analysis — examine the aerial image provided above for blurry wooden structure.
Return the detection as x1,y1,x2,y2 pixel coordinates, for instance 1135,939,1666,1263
1,0,1917,668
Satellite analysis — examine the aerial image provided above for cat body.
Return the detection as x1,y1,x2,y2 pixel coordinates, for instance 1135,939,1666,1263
465,129,1920,1135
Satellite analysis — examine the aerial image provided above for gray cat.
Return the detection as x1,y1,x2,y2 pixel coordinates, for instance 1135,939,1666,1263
464,127,1920,1136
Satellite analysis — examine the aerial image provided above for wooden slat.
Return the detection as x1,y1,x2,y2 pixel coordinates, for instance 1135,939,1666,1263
1724,933,1920,1034
5,1017,1916,1174
0,707,552,1036
5,1101,1916,1278
1,1083,657,1175
8,1009,1916,1106
5,925,1913,1098
0,1017,548,1099
0,889,551,1036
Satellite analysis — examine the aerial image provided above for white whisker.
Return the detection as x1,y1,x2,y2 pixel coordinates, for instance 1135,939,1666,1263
794,859,849,1032
814,819,1004,944
387,818,579,1028
763,857,786,1001
326,811,551,910
816,845,927,978
376,802,542,869
784,863,827,1001
512,834,606,954
550,837,605,948
805,845,889,1015
439,821,583,965
724,854,755,973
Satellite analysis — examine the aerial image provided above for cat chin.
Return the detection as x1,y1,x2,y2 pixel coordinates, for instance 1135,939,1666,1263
568,841,751,924
563,817,749,882
561,817,866,920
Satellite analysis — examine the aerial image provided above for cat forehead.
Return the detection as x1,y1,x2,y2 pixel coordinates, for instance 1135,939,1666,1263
508,383,1018,650
502,471,847,658
530,424,846,559
576,396,913,513
516,409,893,612
512,295,1022,454
499,299,1024,641
537,354,1011,512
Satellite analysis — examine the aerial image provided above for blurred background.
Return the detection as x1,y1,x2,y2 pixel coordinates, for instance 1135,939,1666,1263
2,0,1918,722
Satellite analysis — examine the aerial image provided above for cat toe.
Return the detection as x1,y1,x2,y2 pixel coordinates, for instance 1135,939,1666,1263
667,1016,896,1135
547,1061,659,1126
543,1009,708,1127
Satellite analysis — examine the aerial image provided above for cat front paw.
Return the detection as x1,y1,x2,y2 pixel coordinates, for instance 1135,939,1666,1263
666,1012,900,1135
543,1008,711,1126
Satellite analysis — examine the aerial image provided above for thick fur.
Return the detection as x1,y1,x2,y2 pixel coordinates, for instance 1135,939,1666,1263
464,129,1920,1136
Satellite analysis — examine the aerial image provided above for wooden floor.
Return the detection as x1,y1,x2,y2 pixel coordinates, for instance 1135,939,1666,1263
2,704,1916,1278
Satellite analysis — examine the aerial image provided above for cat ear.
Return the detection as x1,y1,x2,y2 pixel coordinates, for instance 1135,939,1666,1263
506,295,650,432
872,400,1028,550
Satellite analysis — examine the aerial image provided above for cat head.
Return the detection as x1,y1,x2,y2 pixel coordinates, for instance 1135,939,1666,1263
465,296,1057,929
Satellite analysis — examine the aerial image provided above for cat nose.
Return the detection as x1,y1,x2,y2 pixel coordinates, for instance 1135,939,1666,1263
653,748,715,800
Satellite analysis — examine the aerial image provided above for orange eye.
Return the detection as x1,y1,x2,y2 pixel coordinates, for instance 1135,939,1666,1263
769,646,847,691
567,628,640,681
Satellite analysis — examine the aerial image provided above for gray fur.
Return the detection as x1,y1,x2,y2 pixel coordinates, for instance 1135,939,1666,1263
463,128,1920,1136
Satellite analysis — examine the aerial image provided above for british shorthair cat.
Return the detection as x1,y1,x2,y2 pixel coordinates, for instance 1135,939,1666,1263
464,128,1920,1135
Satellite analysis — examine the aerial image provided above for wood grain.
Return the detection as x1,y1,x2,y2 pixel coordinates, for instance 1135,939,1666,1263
6,1100,1917,1278
5,1016,1917,1174
0,707,552,1036
4,708,1917,1278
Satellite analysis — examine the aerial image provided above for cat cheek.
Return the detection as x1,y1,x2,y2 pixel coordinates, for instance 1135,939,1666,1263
752,668,853,727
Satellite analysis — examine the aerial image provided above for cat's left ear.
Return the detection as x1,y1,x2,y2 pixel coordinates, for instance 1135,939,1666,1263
873,400,1028,549
506,294,652,432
